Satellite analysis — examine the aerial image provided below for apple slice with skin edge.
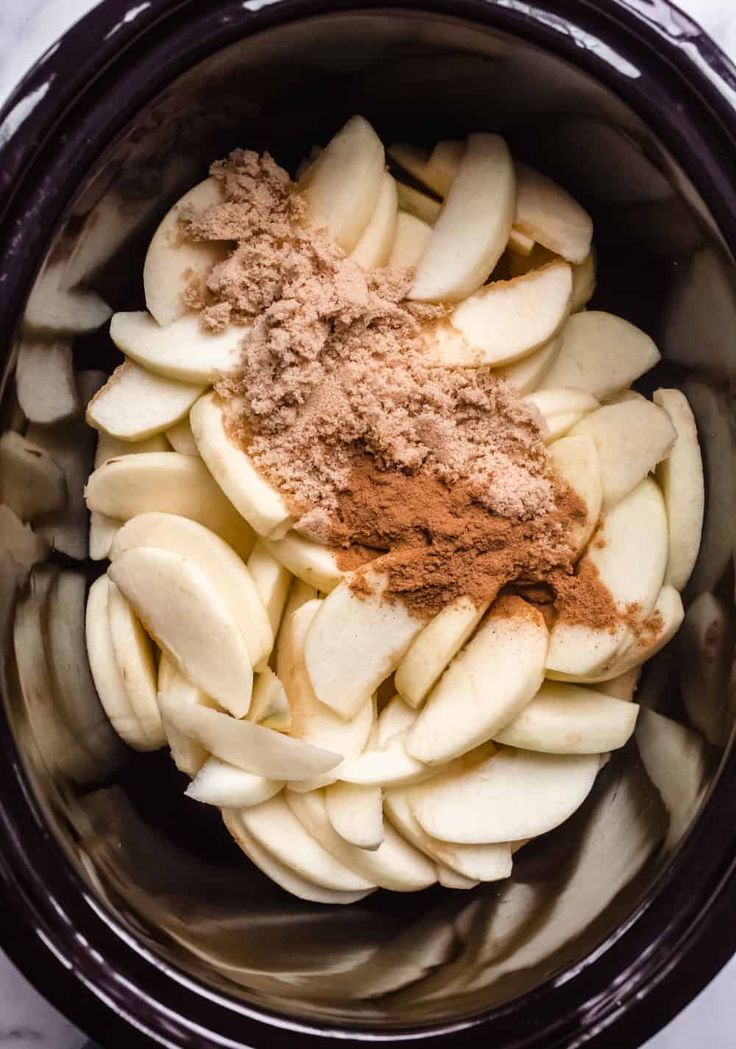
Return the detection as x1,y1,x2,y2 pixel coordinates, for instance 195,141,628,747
165,416,198,456
249,667,291,733
569,399,675,511
185,757,283,808
396,182,441,225
87,361,205,441
426,261,572,367
109,546,254,718
410,133,516,303
110,513,272,671
653,388,705,591
524,388,599,442
143,177,230,327
190,392,294,540
107,579,166,749
299,116,385,253
109,311,246,384
514,164,593,264
337,731,432,788
304,569,425,720
247,542,292,637
157,654,210,776
388,212,432,270
395,595,490,709
546,478,668,679
411,744,599,845
548,434,602,558
262,532,343,592
493,680,639,754
497,335,562,394
325,782,384,851
349,173,398,270
408,596,548,766
540,311,660,399
375,694,417,746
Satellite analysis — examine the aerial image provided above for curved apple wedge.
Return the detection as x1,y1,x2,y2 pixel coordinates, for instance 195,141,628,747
349,173,398,269
246,542,292,636
514,164,593,264
570,252,596,312
263,532,344,592
185,757,282,808
107,578,166,748
548,434,602,557
408,597,548,765
87,361,205,440
165,416,198,456
109,546,253,717
388,212,432,270
190,392,294,540
157,655,210,776
249,667,291,733
493,681,639,753
337,732,431,787
498,335,561,394
110,311,246,384
410,133,515,303
585,585,684,683
396,182,441,225
111,513,272,670
411,745,599,844
325,782,384,851
375,695,417,747
524,388,599,442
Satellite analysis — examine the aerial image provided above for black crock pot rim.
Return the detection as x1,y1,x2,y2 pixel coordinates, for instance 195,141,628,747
0,2,736,1048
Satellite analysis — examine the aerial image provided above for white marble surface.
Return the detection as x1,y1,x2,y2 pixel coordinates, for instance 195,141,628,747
0,0,735,1046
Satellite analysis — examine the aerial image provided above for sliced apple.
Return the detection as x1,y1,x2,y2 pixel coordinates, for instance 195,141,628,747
299,116,385,252
109,546,253,717
89,513,120,561
395,595,489,708
165,416,198,456
263,532,343,592
190,392,294,540
427,262,572,367
304,569,425,719
653,388,704,591
185,757,282,808
548,434,602,556
388,143,431,185
23,263,112,335
249,667,291,732
524,388,599,442
584,585,684,682
514,164,593,264
375,694,417,746
387,212,432,270
408,596,548,765
246,541,292,636
338,732,431,787
569,399,675,510
508,227,535,256
110,311,246,384
498,335,562,394
411,744,599,844
0,432,66,522
110,513,272,670
106,579,166,748
157,654,210,776
349,173,398,269
410,134,515,302
325,782,384,850
396,182,441,225
143,177,229,327
15,339,79,424
87,361,205,441
541,311,660,399
94,431,170,467
570,252,596,312
425,140,465,195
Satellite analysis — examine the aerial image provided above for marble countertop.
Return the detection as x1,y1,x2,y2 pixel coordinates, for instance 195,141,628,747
1,1,735,1046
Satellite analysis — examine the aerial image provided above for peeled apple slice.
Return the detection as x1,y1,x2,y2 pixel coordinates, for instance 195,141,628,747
428,261,572,367
508,227,535,256
653,388,704,591
338,732,431,787
498,335,561,394
249,667,291,732
95,431,170,467
165,416,198,456
586,585,684,682
157,655,209,776
304,570,425,719
325,782,384,850
375,695,417,747
408,597,548,765
388,143,431,185
110,513,272,670
493,680,638,753
569,399,675,510
349,173,398,269
395,595,489,708
411,745,599,844
107,579,166,748
87,361,205,441
541,312,660,399
143,177,229,327
524,388,599,441
185,757,282,808
514,164,593,264
396,183,441,225
247,541,291,636
109,546,253,717
110,311,246,384
570,252,596,312
548,434,602,557
263,532,343,592
299,116,385,252
388,212,432,270
190,392,294,540
425,140,465,196
410,133,515,302
546,478,668,679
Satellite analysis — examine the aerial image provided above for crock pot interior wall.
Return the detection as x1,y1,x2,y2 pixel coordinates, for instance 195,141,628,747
6,8,733,1028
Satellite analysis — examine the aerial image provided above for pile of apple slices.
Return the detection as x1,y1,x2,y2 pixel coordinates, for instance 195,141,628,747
82,116,705,902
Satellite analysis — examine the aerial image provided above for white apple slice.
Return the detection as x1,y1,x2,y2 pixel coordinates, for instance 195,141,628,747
582,585,684,683
304,569,425,719
89,513,120,561
493,680,638,753
16,339,79,425
143,177,229,327
570,252,596,312
106,579,166,748
387,212,432,270
110,311,246,384
94,431,170,467
157,654,210,776
396,182,441,225
87,361,205,441
498,335,561,394
569,399,675,510
508,227,535,256
408,596,548,765
653,388,704,591
375,694,417,747
299,116,385,252
425,140,465,195
349,173,398,269
540,312,660,399
524,388,599,442
23,264,112,335
395,595,489,708
263,532,343,592
546,478,668,679
249,667,291,732
84,451,255,560
548,434,602,556
427,262,572,367
385,788,512,882
410,134,515,302
186,757,282,808
165,416,198,456
246,541,292,636
109,546,253,717
514,164,593,264
597,667,640,701
388,142,431,184
337,732,431,787
0,432,65,523
412,744,599,844
190,392,294,540
287,789,437,892
325,782,384,851
110,513,272,670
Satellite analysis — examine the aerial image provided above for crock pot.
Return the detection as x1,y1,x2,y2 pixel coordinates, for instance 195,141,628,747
1,1,736,1046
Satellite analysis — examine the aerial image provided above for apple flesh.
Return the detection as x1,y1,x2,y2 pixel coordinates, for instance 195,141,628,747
514,164,593,264
498,335,561,394
86,361,205,441
337,732,432,788
165,416,198,456
157,654,210,776
325,782,384,851
581,585,684,683
570,252,596,312
263,532,343,592
246,541,292,636
396,182,441,225
249,667,291,733
109,311,246,384
349,173,398,269
374,694,417,747
548,433,602,557
524,387,599,442
388,212,432,270
186,757,283,808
